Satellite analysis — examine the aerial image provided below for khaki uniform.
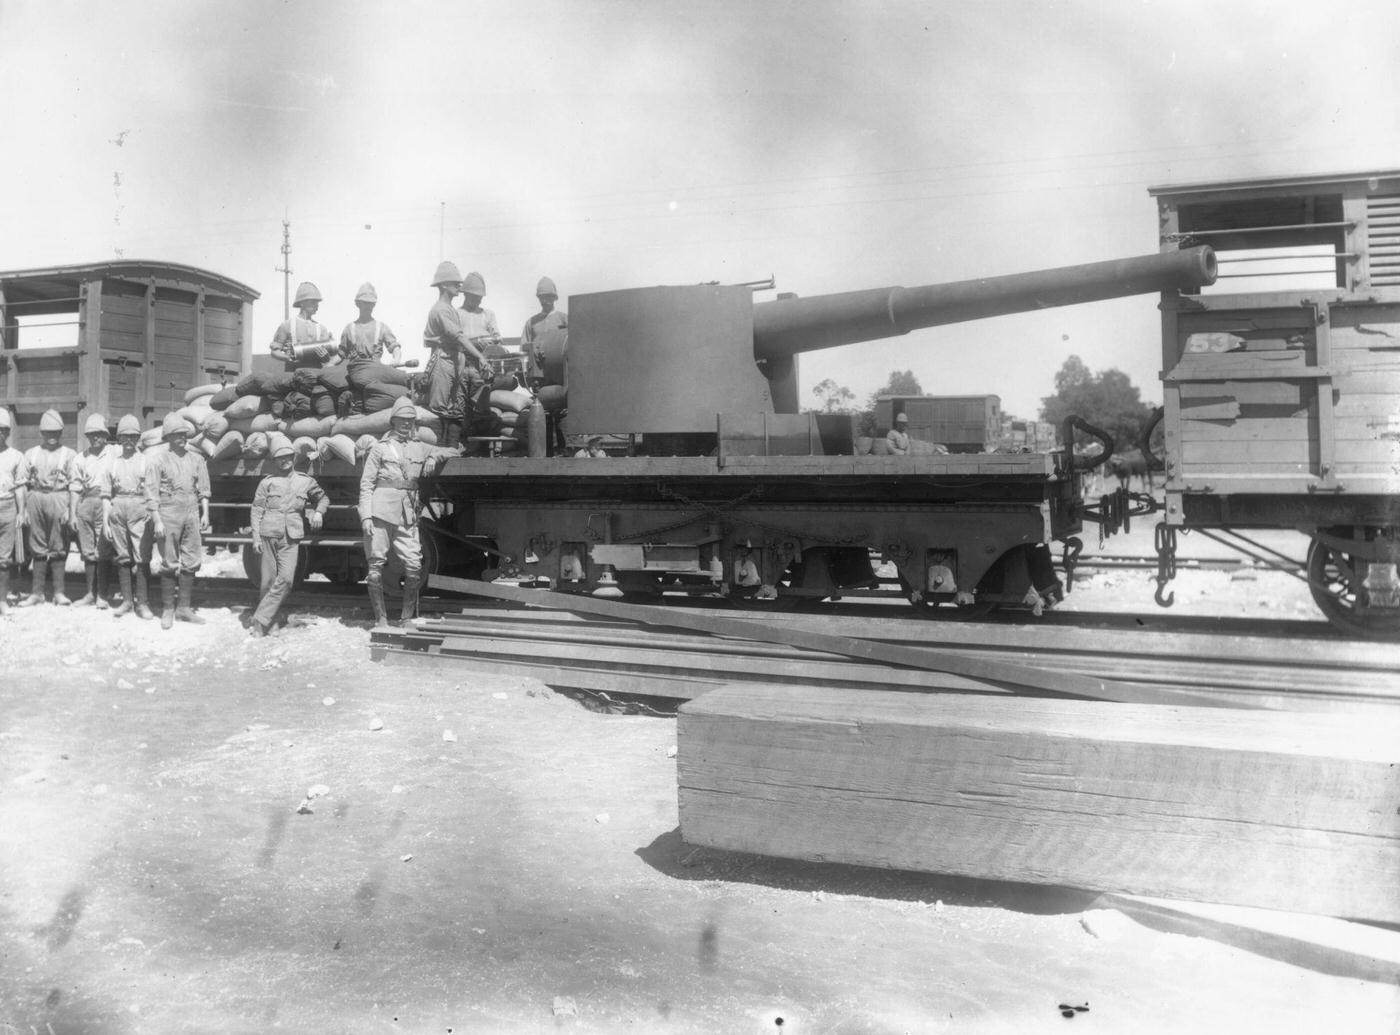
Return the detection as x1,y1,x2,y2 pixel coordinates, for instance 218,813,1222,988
146,448,210,574
71,445,118,562
422,300,478,420
23,445,77,559
0,446,28,567
340,319,401,376
102,452,153,566
271,314,338,371
250,470,328,631
358,435,440,592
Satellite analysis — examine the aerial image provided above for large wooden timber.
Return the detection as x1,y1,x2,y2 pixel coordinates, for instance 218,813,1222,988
677,683,1400,922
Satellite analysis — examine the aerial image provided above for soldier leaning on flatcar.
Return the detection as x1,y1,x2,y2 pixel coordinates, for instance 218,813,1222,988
71,413,119,608
0,408,29,617
18,408,78,606
248,432,328,638
271,281,341,370
147,413,211,630
102,414,156,620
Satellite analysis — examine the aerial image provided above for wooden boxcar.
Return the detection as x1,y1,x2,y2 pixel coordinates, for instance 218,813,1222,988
875,394,1002,453
1151,170,1400,634
0,260,258,449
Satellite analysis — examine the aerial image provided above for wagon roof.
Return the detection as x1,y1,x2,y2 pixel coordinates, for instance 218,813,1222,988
0,259,259,302
1148,169,1400,198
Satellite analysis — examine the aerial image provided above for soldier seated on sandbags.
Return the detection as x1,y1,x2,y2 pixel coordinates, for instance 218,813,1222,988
271,282,341,370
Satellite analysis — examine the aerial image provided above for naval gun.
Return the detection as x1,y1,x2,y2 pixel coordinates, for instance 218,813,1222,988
558,246,1216,446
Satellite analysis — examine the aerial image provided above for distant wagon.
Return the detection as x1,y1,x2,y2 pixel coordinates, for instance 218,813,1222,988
0,260,258,449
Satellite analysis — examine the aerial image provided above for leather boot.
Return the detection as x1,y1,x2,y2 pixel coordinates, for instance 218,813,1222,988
160,573,176,629
175,571,205,624
399,578,420,628
16,561,46,606
50,558,72,606
367,580,391,631
74,561,97,606
134,568,154,620
95,561,111,609
112,567,134,617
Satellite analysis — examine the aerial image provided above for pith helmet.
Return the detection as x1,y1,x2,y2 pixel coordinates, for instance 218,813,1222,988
294,281,322,306
0,408,11,430
431,261,463,287
389,396,417,421
462,271,486,296
39,408,64,432
535,276,558,298
84,413,109,435
117,414,142,437
161,412,194,440
895,412,909,423
355,282,378,304
268,432,295,458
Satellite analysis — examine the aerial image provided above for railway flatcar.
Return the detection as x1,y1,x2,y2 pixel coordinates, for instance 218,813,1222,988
1149,169,1400,636
0,260,258,448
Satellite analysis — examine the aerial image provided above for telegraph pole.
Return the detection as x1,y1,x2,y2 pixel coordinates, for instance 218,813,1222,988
275,218,293,322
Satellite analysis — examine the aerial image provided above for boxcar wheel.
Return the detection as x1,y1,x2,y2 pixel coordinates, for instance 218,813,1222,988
1306,532,1400,638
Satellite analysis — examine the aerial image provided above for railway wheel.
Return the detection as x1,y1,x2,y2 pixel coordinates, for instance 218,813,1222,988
241,543,310,591
896,575,996,620
1306,531,1400,638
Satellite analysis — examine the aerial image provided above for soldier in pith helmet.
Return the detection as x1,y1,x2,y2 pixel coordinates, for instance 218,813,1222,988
271,281,340,370
422,261,487,448
71,413,118,607
248,432,328,637
102,414,156,619
339,281,403,375
147,413,210,629
17,408,78,606
0,408,28,617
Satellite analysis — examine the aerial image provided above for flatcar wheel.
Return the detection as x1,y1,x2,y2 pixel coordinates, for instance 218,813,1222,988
897,575,996,621
1306,533,1400,638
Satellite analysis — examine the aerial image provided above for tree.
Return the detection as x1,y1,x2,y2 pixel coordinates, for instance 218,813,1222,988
811,378,856,413
1039,355,1154,453
857,370,925,436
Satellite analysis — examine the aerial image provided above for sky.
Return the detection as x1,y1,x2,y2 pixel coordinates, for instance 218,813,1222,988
1,0,1397,420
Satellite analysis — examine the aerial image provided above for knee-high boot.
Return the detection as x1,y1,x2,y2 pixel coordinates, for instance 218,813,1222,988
17,557,46,606
160,573,177,629
112,566,134,617
134,567,154,620
51,557,71,606
367,575,390,631
399,576,420,628
74,560,97,606
176,571,204,624
95,560,111,609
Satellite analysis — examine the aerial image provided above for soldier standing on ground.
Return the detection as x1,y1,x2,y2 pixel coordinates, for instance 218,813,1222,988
271,282,340,370
422,262,487,449
359,395,455,630
147,413,211,630
18,408,77,606
0,408,28,617
248,433,328,638
71,413,118,608
102,414,155,619
339,282,402,375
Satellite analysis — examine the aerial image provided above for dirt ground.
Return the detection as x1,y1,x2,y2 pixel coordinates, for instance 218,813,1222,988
1,534,1397,1034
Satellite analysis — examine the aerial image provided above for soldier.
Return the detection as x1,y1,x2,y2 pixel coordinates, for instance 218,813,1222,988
359,395,454,630
574,435,608,458
520,275,567,385
71,413,118,607
422,261,487,448
0,408,28,617
248,433,328,638
339,282,402,375
270,281,340,370
147,413,211,629
102,414,156,619
886,412,911,455
18,408,77,606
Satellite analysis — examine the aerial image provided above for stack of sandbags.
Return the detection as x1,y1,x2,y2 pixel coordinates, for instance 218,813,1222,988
348,362,414,415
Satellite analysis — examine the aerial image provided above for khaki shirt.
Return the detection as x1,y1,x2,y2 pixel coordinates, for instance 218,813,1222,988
24,445,78,492
0,446,28,502
145,448,210,510
358,435,446,527
102,452,151,502
72,445,118,498
252,471,328,540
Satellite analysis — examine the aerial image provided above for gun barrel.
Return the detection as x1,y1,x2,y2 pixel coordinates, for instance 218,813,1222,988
751,245,1216,360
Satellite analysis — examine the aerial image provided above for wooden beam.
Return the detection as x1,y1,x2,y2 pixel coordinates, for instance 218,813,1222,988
677,683,1400,922
427,576,1248,709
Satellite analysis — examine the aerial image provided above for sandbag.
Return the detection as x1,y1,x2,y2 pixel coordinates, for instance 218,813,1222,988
271,392,312,421
291,435,318,459
348,363,411,391
315,366,349,393
201,411,230,440
360,380,410,414
223,394,269,421
286,415,336,439
236,371,297,398
242,431,270,460
354,434,378,460
203,430,244,462
208,386,239,411
249,413,282,434
310,392,337,419
416,425,438,445
184,383,222,405
332,406,438,438
176,405,209,428
490,389,529,415
319,434,357,466
853,436,873,456
536,384,567,413
494,409,520,427
868,437,891,456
